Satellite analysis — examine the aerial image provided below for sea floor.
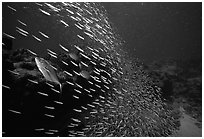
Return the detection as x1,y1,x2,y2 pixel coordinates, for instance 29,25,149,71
171,106,202,137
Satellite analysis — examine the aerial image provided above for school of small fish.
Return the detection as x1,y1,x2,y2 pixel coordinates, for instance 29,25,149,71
2,2,177,137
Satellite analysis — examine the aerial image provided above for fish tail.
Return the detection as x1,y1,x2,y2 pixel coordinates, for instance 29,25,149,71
59,83,63,94
59,83,64,101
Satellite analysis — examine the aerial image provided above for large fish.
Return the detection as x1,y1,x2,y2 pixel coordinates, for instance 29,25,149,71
35,57,63,94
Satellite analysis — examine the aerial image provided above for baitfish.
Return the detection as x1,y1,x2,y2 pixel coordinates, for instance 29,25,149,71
2,2,176,137
2,2,122,137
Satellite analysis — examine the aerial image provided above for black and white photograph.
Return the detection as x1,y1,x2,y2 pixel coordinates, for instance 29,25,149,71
2,1,202,137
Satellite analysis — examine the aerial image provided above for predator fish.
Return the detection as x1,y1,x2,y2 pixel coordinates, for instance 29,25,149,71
35,57,63,94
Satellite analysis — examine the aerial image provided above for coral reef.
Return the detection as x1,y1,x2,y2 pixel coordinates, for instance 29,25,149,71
146,59,202,125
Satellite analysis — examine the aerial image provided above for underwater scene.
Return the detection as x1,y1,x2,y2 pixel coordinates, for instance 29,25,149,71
2,2,202,137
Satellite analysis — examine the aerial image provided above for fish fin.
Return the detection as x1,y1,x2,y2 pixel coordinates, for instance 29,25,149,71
59,83,65,94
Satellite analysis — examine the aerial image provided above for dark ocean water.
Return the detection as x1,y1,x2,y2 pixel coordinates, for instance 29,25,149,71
103,2,202,64
3,2,202,64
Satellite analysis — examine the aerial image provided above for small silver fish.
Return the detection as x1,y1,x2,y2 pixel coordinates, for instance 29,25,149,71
60,20,69,27
34,128,44,131
32,35,42,42
73,109,82,113
16,27,29,35
73,95,79,99
71,118,81,123
66,81,74,86
37,91,48,96
62,60,69,66
54,100,63,105
44,132,54,135
59,44,69,52
27,49,37,56
39,8,51,16
74,89,81,94
8,109,21,114
17,19,27,26
16,29,28,37
2,84,11,89
66,9,74,15
27,79,38,84
7,5,16,12
39,31,49,39
81,106,88,110
44,113,55,118
3,32,16,39
77,34,84,40
44,106,55,110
